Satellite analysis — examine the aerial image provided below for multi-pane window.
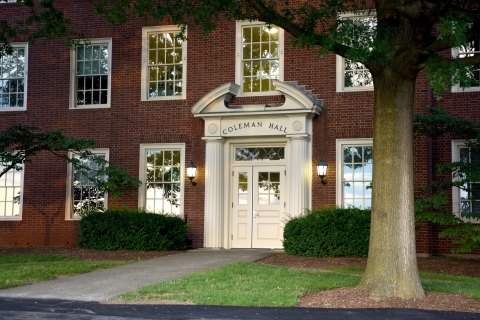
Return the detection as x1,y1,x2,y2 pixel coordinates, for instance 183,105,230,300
336,14,375,92
0,164,23,219
343,59,373,89
72,153,107,216
453,40,480,92
66,150,108,219
236,21,283,95
70,39,111,108
140,144,184,215
142,26,186,100
337,141,373,209
1,44,27,110
457,146,480,218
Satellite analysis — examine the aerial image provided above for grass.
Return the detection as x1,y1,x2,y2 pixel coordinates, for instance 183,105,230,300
119,262,360,306
420,271,480,301
0,254,126,289
118,263,480,307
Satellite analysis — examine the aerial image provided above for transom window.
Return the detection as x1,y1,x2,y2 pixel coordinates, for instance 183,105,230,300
452,40,480,92
236,21,283,95
139,144,185,216
70,38,111,109
235,147,285,161
0,163,23,220
1,44,27,110
337,139,373,209
142,26,186,100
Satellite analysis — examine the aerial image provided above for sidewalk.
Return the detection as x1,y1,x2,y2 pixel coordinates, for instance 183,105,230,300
0,249,275,302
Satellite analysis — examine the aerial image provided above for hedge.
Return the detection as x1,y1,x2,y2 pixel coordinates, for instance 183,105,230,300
79,209,187,251
283,207,371,258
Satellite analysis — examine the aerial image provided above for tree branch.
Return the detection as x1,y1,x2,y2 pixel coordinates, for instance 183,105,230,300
425,0,453,21
241,0,350,56
423,18,480,54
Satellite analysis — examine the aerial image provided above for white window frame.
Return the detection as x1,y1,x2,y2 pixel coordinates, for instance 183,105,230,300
141,26,187,101
69,38,112,109
0,162,24,221
336,138,373,208
451,141,480,220
65,149,109,220
451,40,480,92
235,20,284,97
138,143,185,216
1,42,28,111
335,12,374,92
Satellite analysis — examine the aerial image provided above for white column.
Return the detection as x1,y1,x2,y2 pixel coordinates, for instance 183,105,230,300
288,134,310,217
203,137,225,248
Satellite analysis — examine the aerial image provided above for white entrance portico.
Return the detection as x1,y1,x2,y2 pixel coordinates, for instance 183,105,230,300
192,81,323,249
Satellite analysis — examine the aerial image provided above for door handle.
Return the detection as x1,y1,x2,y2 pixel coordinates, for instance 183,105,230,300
253,208,257,218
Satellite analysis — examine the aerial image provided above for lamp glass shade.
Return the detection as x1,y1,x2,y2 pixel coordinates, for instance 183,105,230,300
316,158,328,178
186,160,196,179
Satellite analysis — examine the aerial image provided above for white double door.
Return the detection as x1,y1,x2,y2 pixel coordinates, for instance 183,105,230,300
231,165,285,248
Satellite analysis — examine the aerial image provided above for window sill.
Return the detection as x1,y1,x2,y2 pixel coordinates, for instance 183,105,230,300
0,217,22,221
141,96,186,102
337,87,374,93
70,105,110,110
0,107,27,112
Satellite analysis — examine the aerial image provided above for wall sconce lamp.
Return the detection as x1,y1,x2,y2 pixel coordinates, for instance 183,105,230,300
317,158,328,185
186,160,197,186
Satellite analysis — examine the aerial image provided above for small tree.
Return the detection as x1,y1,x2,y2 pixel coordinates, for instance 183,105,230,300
0,123,141,199
414,107,480,253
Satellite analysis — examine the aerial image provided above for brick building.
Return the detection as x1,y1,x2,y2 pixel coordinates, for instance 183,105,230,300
1,1,479,255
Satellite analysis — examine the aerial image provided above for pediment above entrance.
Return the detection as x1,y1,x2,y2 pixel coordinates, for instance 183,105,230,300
192,81,323,138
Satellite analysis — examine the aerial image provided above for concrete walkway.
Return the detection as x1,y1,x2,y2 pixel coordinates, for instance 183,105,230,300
0,249,275,302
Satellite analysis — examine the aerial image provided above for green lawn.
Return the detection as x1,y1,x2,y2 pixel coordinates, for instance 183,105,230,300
0,254,126,289
118,263,480,307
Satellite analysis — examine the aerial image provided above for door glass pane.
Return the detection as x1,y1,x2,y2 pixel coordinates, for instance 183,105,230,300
258,194,269,205
270,172,280,182
239,195,248,205
238,171,248,204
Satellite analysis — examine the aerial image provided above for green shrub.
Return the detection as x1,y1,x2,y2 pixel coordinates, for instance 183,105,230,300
283,207,371,258
79,209,187,251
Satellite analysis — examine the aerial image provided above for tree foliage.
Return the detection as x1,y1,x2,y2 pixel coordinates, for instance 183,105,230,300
414,107,480,253
0,123,141,199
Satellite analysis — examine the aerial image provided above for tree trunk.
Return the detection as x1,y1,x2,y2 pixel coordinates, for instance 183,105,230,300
357,70,425,299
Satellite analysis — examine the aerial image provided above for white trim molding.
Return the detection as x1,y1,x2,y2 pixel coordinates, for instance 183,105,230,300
138,143,186,216
335,12,375,92
235,20,284,97
336,138,373,208
69,38,112,109
65,149,109,220
0,162,24,221
0,42,28,111
451,40,480,93
451,140,480,220
141,26,187,101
